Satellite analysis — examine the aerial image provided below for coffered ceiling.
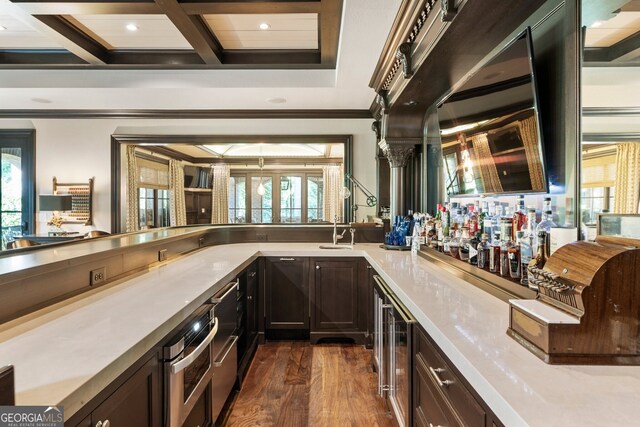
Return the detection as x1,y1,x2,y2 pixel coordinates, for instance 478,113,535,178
0,0,341,68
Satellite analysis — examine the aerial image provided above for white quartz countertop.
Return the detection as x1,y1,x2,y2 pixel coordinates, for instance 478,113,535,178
0,243,639,426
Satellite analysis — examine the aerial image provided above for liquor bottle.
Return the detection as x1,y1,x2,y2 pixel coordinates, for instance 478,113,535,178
536,210,556,257
437,222,445,252
461,206,470,229
441,205,450,239
443,231,452,255
530,230,549,268
477,233,491,270
479,201,489,234
468,232,479,266
499,218,513,277
483,202,494,242
453,208,464,231
543,197,552,216
519,230,534,287
449,229,461,259
489,231,501,273
458,227,471,261
491,203,503,244
512,195,526,240
468,204,479,234
508,231,523,279
435,204,442,222
426,219,436,247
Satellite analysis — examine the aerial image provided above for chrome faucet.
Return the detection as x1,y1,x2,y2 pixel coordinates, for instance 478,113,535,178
350,228,355,246
333,215,347,245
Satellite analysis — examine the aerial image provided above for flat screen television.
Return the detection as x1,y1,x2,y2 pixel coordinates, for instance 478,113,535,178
437,28,547,197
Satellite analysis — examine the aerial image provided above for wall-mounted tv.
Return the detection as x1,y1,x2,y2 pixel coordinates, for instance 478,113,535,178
437,28,547,197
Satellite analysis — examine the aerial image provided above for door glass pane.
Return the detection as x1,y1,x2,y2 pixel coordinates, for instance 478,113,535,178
229,176,247,223
158,189,170,227
139,187,155,229
250,177,272,223
280,176,302,223
307,176,324,223
1,148,23,249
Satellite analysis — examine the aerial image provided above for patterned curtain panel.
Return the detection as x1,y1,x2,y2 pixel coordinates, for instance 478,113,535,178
322,165,343,222
518,116,546,192
470,133,503,193
613,143,640,214
211,164,230,224
169,159,187,226
125,145,139,233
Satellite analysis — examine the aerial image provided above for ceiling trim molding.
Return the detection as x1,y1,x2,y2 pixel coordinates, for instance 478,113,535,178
584,30,640,63
181,1,322,15
0,109,373,119
583,107,640,117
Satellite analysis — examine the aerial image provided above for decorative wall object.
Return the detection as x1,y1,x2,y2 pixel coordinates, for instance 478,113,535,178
52,177,93,225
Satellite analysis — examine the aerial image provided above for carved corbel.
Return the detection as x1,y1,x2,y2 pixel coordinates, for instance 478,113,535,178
376,89,389,114
395,42,413,79
441,0,458,22
371,120,381,141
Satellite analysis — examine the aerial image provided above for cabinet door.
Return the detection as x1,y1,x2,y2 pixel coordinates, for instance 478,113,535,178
246,263,259,341
265,257,309,329
91,354,162,427
311,259,359,331
197,193,212,224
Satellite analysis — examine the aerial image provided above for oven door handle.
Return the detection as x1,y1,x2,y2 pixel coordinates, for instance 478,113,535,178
171,317,218,374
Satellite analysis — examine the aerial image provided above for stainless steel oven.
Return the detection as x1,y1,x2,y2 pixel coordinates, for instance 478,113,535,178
164,303,217,427
373,275,415,427
210,280,239,422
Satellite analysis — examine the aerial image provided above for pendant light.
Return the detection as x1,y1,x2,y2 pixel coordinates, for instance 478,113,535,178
257,157,266,196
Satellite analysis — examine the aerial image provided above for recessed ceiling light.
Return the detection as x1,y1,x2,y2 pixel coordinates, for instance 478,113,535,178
259,23,270,30
266,97,287,104
591,21,603,28
126,23,139,32
0,26,7,31
31,98,52,104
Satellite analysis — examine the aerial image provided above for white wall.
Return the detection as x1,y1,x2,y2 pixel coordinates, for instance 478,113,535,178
0,118,378,233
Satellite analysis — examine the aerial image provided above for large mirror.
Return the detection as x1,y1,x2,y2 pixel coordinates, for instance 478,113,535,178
111,135,358,234
581,0,640,240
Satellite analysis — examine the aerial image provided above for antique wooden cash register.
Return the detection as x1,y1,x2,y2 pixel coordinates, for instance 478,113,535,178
507,214,640,365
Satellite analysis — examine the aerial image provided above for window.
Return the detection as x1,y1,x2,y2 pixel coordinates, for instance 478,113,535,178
581,187,614,224
139,188,169,229
228,176,246,223
230,171,324,223
1,131,35,250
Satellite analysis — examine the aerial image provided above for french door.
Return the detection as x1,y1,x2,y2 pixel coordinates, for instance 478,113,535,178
0,131,35,249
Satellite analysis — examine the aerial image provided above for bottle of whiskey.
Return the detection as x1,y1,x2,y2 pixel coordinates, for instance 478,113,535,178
536,210,556,257
449,229,461,259
529,230,549,270
477,233,491,270
508,231,524,279
489,231,501,273
458,227,471,262
499,218,513,277
512,195,526,240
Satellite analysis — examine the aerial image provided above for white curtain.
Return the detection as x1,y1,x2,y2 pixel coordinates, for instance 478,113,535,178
125,145,139,232
518,116,546,192
211,164,230,224
322,165,343,222
169,159,187,226
613,143,640,214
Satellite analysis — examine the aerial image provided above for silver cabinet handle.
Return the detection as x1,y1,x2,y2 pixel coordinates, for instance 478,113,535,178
316,265,320,270
96,421,110,427
367,265,372,269
429,423,444,427
211,281,239,303
428,366,453,387
279,258,295,261
247,295,253,301
249,271,257,278
171,318,218,374
213,335,239,367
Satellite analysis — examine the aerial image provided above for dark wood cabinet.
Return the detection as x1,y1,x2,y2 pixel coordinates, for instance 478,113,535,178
310,258,364,344
365,262,376,348
91,354,162,427
265,257,309,331
185,190,212,225
237,260,259,386
413,325,506,427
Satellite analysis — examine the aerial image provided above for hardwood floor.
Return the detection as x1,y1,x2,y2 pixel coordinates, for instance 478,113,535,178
222,342,396,427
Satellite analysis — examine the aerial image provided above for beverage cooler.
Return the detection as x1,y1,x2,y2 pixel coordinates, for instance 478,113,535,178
373,275,416,427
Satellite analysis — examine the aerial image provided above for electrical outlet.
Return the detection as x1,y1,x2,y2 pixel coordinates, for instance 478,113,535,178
90,267,106,286
158,249,168,262
256,233,268,242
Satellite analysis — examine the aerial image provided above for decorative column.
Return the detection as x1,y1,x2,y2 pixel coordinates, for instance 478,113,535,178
379,141,414,220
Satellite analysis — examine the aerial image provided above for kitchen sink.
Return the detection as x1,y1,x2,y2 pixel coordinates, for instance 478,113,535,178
318,244,353,250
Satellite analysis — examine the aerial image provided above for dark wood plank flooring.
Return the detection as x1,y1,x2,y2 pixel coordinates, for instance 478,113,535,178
222,342,396,427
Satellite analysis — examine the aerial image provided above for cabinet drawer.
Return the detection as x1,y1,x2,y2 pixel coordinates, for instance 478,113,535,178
414,328,485,427
414,355,459,427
